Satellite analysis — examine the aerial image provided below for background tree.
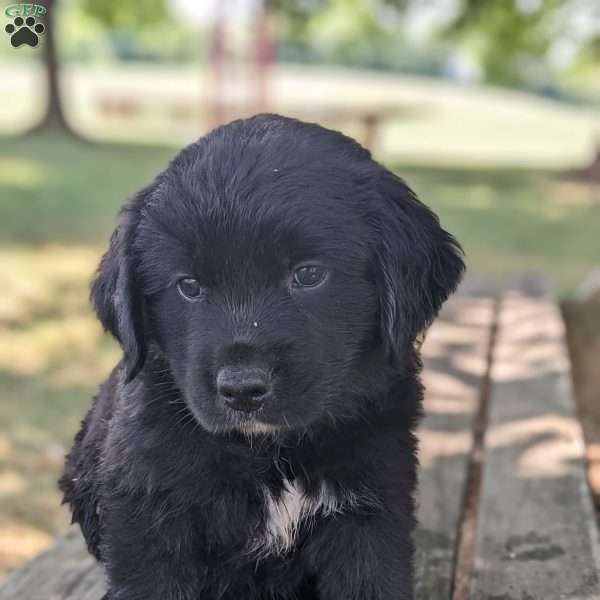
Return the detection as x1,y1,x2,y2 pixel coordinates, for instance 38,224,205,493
271,0,600,89
29,0,72,135
32,0,169,136
442,0,600,88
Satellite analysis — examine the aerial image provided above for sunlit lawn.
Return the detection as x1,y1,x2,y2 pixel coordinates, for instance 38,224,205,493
399,165,600,292
0,134,174,576
0,131,599,577
1,62,597,168
0,246,111,575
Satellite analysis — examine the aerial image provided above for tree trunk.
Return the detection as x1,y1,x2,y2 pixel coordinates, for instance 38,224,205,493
27,0,77,136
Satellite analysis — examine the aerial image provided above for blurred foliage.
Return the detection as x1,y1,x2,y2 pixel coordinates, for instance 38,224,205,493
51,0,600,92
57,2,112,63
443,0,560,86
451,0,600,91
270,0,600,91
269,0,409,32
57,0,201,63
78,0,169,27
271,0,424,70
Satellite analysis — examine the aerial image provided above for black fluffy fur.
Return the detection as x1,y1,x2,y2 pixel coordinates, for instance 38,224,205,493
60,114,464,600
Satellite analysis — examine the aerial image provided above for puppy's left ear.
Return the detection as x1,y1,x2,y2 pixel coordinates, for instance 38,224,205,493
374,172,465,358
91,192,148,382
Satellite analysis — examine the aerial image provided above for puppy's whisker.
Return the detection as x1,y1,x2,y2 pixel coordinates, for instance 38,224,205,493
143,395,180,409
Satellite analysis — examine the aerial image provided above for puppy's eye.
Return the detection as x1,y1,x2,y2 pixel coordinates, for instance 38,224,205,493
177,278,202,301
292,265,327,288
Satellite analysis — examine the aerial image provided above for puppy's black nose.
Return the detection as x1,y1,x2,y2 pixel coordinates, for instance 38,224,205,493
217,366,270,413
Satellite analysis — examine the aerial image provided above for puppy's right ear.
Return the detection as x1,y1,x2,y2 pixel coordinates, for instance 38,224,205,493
91,194,147,382
373,172,465,360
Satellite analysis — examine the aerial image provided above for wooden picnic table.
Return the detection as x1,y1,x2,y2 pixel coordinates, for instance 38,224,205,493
1,287,599,599
95,90,420,150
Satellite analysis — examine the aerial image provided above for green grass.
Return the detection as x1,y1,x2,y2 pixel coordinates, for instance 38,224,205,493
0,133,174,576
2,62,597,169
0,131,599,576
399,165,600,293
1,132,598,291
0,133,175,244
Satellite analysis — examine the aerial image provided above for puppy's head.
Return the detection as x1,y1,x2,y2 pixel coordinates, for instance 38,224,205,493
92,115,464,436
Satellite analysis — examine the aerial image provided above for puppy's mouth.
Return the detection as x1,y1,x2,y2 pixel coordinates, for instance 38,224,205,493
236,420,283,435
221,402,285,436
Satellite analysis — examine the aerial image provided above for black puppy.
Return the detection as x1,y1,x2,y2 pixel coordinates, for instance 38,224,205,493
61,114,464,600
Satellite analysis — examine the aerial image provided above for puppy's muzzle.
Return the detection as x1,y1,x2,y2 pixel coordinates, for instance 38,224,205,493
216,366,271,413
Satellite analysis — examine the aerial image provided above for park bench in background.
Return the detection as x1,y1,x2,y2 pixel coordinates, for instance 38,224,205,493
1,285,599,599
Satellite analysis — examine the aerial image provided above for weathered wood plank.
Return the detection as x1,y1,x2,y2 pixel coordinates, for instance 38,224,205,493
471,292,600,599
0,295,495,600
415,295,495,599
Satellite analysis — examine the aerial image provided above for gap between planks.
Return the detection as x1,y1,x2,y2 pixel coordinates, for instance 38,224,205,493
450,296,501,600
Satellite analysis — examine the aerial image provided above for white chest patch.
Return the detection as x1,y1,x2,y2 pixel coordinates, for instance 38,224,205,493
248,479,362,557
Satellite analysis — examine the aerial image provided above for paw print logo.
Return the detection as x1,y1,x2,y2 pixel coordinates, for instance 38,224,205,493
5,16,45,48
